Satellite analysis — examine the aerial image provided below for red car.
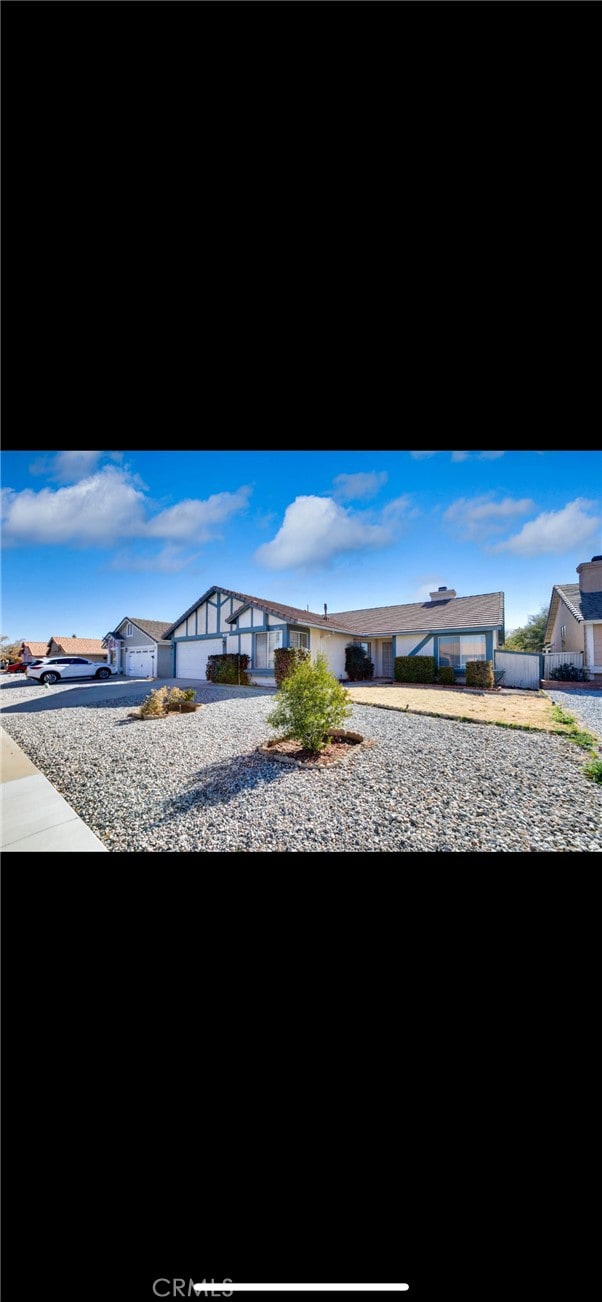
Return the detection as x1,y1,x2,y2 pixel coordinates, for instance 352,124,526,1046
3,660,41,673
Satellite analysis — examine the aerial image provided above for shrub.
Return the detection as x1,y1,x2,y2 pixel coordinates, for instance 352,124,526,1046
274,646,310,687
166,686,196,709
584,757,602,784
465,660,494,689
394,655,435,684
438,665,455,686
267,651,352,753
139,686,169,718
206,653,250,685
345,644,374,681
548,663,587,681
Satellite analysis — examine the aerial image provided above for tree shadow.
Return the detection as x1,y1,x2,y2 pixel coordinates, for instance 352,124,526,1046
158,750,287,818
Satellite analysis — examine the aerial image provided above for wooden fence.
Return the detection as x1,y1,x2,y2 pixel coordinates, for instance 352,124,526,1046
494,648,583,689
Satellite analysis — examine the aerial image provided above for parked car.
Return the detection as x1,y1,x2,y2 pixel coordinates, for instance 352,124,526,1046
26,657,117,685
3,661,30,674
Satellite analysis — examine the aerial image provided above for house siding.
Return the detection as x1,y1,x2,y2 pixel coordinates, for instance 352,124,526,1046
547,601,583,653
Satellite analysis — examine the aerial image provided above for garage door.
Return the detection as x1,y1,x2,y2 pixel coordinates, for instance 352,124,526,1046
126,648,156,678
176,639,223,679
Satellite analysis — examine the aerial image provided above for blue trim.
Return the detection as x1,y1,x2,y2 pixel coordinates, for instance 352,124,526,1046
485,631,493,661
205,603,208,634
173,633,226,642
195,609,198,635
409,633,434,656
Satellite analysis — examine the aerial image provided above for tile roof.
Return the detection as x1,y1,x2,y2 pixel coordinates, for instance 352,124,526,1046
164,585,504,639
21,641,48,656
553,583,584,622
580,590,602,620
50,637,108,655
329,591,505,635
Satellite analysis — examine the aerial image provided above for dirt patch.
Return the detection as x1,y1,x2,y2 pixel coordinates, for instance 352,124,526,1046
347,685,573,733
260,729,370,766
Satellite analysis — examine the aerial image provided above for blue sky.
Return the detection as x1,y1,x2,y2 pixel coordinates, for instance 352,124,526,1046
1,449,600,643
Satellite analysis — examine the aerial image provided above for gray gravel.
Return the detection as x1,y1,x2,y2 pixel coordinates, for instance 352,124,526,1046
2,678,601,852
543,689,602,748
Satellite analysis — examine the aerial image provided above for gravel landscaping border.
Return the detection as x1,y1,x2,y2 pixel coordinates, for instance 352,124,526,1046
2,678,601,852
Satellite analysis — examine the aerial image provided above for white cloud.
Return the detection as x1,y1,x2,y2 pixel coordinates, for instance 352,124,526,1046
110,544,199,573
254,494,411,571
1,469,252,548
444,494,535,542
478,451,505,460
146,486,251,541
409,451,438,459
29,450,125,481
451,451,470,462
491,497,601,557
332,471,388,502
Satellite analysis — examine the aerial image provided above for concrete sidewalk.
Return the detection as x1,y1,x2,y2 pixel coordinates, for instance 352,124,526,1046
1,726,107,852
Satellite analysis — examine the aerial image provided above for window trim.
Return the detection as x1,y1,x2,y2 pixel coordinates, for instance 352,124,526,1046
126,622,133,637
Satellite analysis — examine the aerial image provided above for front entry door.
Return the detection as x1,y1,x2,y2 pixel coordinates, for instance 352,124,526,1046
382,641,393,677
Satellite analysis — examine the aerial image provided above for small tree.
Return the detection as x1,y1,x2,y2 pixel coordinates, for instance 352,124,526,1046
274,646,310,686
503,606,548,652
267,652,352,753
345,644,374,681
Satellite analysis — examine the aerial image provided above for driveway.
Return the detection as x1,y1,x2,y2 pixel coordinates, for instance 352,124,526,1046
1,678,600,852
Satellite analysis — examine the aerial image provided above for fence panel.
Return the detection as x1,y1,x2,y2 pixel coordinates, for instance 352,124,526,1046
543,651,583,677
494,649,541,690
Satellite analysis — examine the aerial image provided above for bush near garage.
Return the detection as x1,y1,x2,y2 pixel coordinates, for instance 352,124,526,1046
205,653,250,685
465,660,494,689
394,655,436,684
274,646,310,686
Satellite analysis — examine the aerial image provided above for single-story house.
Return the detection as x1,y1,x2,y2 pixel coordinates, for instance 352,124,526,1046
102,617,172,678
20,641,49,664
163,584,505,686
47,636,108,663
544,554,602,680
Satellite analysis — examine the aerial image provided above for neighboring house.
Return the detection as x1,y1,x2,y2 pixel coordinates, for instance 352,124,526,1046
163,584,505,686
47,637,108,663
102,617,172,678
544,554,602,680
20,641,49,664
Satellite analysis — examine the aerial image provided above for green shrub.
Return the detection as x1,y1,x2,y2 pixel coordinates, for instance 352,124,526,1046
548,663,587,681
465,660,494,689
166,686,196,708
584,757,602,784
274,646,310,687
139,686,169,718
345,644,374,681
438,665,455,686
394,656,435,684
267,651,352,752
206,653,250,685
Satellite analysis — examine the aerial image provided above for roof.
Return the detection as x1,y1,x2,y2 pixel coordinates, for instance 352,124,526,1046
329,591,505,636
21,641,48,656
49,637,108,656
546,582,602,636
109,617,171,644
164,585,505,640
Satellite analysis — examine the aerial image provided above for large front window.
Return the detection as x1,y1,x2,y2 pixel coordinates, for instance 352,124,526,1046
438,634,487,669
254,629,282,668
289,630,309,650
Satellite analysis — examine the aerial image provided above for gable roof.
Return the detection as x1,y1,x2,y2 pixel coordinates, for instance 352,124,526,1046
164,585,505,640
109,617,171,644
545,583,602,643
49,636,108,656
329,591,505,636
21,641,48,657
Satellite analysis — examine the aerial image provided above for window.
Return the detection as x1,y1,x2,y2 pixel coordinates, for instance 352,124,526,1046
438,634,487,669
254,629,282,668
289,630,309,650
353,641,372,657
126,623,133,637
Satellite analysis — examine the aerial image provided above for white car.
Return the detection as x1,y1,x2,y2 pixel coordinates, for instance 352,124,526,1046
26,657,117,685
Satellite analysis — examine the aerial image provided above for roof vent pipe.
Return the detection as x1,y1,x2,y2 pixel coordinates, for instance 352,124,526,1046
324,604,328,620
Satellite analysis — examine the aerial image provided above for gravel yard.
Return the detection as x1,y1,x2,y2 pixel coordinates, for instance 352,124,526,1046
2,679,601,852
543,689,602,747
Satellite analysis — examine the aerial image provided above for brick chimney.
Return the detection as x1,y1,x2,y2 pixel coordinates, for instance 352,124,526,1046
429,585,456,600
577,555,602,593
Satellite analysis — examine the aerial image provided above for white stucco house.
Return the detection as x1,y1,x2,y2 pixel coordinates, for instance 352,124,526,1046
163,584,505,686
544,554,602,680
102,617,172,678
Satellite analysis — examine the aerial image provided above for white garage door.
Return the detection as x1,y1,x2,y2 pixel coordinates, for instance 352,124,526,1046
126,648,156,678
176,639,223,679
